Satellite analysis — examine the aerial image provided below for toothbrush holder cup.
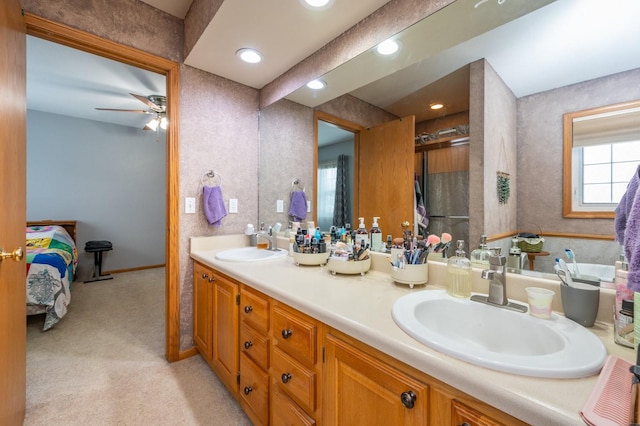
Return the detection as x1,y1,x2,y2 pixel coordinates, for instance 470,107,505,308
560,282,600,327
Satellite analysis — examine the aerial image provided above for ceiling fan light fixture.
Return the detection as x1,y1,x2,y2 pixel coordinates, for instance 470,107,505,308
144,117,159,131
306,79,326,90
236,48,263,64
160,116,168,130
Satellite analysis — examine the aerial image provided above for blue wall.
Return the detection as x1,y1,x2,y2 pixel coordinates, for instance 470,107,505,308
27,110,166,274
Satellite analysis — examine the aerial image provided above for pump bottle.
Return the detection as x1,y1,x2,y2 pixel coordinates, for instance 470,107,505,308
446,240,472,298
370,217,382,252
470,235,492,268
356,217,369,248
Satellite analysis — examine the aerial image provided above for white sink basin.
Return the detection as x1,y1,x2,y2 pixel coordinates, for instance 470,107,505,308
215,247,288,262
392,290,607,378
567,263,615,283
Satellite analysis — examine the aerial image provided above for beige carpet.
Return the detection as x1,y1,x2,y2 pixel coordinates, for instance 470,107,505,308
24,268,251,426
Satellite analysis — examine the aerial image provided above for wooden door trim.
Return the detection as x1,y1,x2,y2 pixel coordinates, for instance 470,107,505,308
313,111,364,224
24,14,181,362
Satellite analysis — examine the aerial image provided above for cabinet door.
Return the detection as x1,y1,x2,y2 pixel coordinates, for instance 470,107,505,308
324,333,429,426
193,262,213,360
211,271,239,393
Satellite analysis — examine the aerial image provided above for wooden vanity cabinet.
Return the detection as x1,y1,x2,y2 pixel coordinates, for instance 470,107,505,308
323,331,429,425
192,261,239,395
239,285,271,425
323,329,526,426
193,262,528,426
270,301,322,425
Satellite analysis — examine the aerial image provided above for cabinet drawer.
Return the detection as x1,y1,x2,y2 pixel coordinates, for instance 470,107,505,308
271,382,315,426
271,346,316,413
241,286,269,333
272,304,316,365
239,353,269,425
452,399,504,426
240,322,269,371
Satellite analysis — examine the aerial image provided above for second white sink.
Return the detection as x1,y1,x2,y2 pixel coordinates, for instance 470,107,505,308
392,290,607,378
215,247,288,262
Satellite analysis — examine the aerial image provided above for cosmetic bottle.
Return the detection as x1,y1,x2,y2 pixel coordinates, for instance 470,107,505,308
356,217,369,248
370,216,382,252
446,240,471,298
470,235,492,268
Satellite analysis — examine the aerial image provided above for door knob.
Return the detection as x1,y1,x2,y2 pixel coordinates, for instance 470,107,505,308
0,247,23,262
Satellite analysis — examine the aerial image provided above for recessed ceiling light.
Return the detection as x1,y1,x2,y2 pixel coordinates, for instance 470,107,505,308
236,48,263,64
299,0,334,11
306,79,326,90
430,103,444,110
376,39,400,55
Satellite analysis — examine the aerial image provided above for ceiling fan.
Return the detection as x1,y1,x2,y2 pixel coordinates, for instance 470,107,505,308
96,93,167,131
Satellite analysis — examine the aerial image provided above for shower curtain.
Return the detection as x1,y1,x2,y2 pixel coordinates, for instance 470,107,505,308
333,154,351,228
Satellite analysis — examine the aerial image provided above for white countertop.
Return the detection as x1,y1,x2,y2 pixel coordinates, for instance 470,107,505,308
190,235,635,426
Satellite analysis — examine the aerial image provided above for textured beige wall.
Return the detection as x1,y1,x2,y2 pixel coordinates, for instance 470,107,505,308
482,60,518,239
257,95,398,227
21,0,184,62
179,65,259,348
517,68,640,237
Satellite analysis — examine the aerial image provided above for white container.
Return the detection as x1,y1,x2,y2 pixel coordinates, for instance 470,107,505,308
390,263,428,288
526,287,555,319
292,251,330,266
327,257,371,276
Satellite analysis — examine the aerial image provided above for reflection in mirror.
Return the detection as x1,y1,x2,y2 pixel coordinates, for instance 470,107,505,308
317,120,355,231
563,100,640,219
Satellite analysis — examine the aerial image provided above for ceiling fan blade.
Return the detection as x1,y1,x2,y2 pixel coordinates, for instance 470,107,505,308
130,93,163,112
95,108,151,113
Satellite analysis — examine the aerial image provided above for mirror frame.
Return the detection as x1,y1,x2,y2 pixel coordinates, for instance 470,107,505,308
313,111,364,227
562,99,640,219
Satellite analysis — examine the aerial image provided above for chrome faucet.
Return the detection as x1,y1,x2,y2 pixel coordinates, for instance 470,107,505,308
470,249,528,313
259,222,281,251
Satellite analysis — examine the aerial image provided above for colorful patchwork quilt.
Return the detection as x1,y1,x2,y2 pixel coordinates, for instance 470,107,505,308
26,225,78,330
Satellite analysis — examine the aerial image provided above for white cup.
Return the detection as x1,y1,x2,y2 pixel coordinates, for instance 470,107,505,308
525,287,555,319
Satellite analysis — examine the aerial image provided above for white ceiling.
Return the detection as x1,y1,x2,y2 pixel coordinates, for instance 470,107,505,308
26,0,640,132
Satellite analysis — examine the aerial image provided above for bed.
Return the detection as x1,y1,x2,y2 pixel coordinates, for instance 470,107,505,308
26,221,78,330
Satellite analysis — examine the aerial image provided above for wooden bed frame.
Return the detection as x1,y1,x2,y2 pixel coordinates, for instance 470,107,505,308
27,220,77,243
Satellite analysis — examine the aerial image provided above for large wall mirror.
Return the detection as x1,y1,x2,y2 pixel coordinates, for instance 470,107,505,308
563,100,640,219
258,0,640,267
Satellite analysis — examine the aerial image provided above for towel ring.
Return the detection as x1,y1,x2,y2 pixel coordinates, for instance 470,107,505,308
201,170,222,187
292,178,304,192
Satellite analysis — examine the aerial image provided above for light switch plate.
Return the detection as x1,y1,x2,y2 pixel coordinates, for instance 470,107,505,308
185,197,196,214
276,199,284,212
229,198,238,213
307,200,311,212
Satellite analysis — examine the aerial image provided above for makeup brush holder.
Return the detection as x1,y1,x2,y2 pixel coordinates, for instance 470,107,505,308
390,263,428,288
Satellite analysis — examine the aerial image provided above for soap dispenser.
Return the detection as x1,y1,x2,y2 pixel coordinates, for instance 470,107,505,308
507,236,522,269
370,217,382,252
356,217,369,248
470,235,492,268
446,240,472,298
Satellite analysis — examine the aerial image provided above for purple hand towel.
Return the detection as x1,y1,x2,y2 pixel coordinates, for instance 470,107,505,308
615,164,640,245
624,169,640,291
289,190,307,222
203,185,227,227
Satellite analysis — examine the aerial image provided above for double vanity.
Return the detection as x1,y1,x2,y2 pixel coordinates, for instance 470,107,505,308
190,234,632,425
